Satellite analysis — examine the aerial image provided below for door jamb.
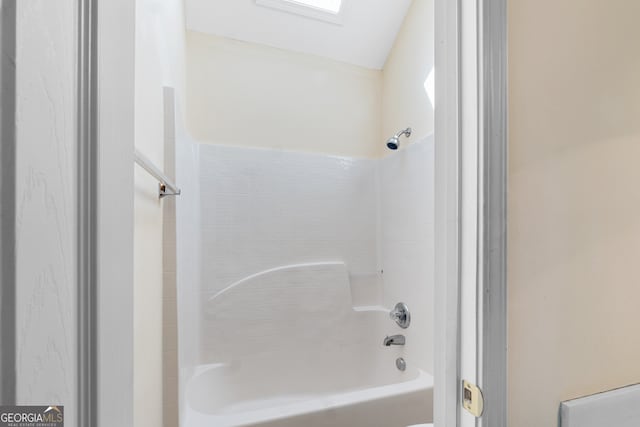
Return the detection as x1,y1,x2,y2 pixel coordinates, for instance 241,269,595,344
434,0,461,425
79,1,136,426
477,0,508,426
434,0,508,426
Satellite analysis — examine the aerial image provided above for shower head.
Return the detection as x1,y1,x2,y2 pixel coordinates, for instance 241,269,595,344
386,128,412,150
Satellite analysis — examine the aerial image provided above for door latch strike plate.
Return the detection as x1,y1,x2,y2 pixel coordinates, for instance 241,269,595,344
462,380,484,417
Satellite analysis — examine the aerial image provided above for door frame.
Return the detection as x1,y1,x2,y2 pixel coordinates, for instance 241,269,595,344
80,0,136,426
0,0,134,424
433,0,507,426
0,0,17,405
477,0,508,426
433,0,461,424
78,0,508,426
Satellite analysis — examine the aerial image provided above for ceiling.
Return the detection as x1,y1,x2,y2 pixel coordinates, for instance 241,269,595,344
184,0,413,70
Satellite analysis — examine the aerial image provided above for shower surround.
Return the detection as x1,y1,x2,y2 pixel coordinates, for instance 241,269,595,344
176,136,434,427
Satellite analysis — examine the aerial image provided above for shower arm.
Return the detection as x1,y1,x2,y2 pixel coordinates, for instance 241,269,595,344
394,128,412,139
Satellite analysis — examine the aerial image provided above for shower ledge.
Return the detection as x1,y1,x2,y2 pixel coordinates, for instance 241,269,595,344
352,305,388,313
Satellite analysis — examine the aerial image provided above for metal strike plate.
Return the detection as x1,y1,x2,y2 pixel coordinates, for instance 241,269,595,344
462,380,484,417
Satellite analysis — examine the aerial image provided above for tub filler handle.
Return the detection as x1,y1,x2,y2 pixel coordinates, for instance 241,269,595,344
389,302,411,329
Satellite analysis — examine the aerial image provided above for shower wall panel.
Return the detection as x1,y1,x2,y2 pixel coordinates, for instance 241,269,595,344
197,145,381,363
194,139,434,374
175,118,201,383
198,145,380,295
379,136,435,374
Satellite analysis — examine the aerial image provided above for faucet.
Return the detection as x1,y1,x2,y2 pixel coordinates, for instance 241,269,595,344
383,334,405,346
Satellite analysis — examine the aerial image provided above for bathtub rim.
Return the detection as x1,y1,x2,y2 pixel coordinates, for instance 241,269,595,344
183,363,433,426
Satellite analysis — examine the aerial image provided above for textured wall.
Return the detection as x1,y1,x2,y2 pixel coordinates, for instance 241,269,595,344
508,0,640,425
14,1,77,425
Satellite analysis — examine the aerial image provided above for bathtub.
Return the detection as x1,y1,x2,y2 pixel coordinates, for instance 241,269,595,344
184,360,433,427
182,262,433,427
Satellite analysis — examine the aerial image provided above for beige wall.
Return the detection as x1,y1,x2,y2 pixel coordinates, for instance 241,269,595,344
508,0,640,425
185,3,434,159
186,31,383,158
382,0,434,149
134,0,186,426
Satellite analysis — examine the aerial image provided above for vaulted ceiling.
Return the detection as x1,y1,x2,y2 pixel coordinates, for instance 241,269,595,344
184,0,413,70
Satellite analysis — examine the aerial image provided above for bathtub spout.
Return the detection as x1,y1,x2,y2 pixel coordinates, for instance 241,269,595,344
383,335,405,346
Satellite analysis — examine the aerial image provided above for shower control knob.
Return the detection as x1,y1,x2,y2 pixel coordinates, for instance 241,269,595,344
389,302,411,329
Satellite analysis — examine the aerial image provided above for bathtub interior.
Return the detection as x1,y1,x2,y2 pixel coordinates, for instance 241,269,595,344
175,137,435,425
186,361,423,415
185,362,432,427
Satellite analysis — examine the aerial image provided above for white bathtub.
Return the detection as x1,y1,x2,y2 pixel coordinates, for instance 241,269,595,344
182,262,433,427
184,360,433,427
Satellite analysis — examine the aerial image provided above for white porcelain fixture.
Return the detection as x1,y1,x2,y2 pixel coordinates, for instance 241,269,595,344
185,362,432,427
183,261,433,427
175,136,435,426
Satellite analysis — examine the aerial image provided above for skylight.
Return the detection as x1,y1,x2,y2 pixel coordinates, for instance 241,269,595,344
284,0,343,14
256,0,345,25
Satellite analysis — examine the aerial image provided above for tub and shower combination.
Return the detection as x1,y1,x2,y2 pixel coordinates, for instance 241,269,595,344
176,133,435,426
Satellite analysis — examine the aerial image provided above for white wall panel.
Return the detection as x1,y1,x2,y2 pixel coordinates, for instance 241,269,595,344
133,0,187,425
198,144,380,297
193,138,434,376
175,108,202,426
560,385,640,427
379,136,435,374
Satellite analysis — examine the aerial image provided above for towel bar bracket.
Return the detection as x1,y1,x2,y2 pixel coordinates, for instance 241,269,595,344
134,148,181,199
159,183,181,198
